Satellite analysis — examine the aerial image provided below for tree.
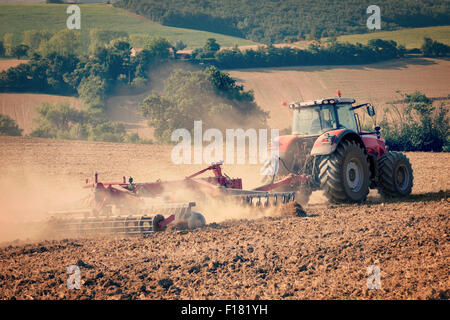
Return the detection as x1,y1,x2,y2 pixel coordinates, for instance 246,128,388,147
23,30,53,52
0,41,4,57
204,38,220,53
3,33,17,57
193,38,221,58
43,52,79,93
38,30,82,57
367,39,400,60
133,49,154,78
89,29,129,54
12,44,30,59
421,37,450,57
174,40,187,51
139,68,267,143
144,37,172,59
0,114,22,136
77,75,107,110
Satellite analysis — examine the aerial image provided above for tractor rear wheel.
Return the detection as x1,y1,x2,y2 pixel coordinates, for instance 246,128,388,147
378,152,413,198
319,140,370,203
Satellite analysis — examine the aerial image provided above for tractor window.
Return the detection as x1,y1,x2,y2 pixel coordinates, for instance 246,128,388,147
337,104,358,131
292,105,337,135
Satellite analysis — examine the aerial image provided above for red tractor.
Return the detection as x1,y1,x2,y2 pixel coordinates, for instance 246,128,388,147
264,94,414,204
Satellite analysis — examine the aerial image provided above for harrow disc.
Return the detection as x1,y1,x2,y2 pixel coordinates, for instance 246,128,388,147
41,202,196,237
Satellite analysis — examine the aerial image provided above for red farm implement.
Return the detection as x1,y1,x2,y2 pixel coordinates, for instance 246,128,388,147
43,162,306,237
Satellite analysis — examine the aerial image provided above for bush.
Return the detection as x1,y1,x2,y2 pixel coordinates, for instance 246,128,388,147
88,122,127,142
422,38,450,57
30,102,146,144
0,114,22,136
380,92,449,152
125,132,153,144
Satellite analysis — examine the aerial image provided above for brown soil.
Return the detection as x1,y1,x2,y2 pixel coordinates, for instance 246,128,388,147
0,136,448,300
0,59,28,71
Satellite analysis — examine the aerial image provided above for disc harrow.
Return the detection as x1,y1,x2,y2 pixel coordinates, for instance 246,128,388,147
39,162,306,238
44,202,196,236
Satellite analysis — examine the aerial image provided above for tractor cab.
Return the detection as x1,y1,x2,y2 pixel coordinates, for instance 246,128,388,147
289,97,372,136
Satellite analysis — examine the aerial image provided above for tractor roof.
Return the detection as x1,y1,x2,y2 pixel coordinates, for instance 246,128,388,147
288,97,355,109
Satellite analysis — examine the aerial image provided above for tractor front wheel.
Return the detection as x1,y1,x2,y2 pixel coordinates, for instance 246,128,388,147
319,140,370,203
378,152,413,198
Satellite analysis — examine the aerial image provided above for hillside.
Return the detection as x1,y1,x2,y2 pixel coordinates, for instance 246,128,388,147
0,4,256,49
114,0,450,43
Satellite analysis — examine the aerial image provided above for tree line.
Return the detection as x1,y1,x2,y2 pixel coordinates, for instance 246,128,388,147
188,37,449,69
114,0,450,43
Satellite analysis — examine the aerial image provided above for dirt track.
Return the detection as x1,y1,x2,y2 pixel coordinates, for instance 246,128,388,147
0,136,449,300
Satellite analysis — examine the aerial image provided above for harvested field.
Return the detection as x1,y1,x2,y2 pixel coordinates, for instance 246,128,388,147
0,94,84,134
0,136,448,300
229,57,450,129
0,59,27,71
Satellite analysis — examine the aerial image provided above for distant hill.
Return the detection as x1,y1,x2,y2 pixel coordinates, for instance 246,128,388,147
0,3,256,49
114,0,450,43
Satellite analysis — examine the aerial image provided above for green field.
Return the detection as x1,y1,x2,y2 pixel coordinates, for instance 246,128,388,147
335,26,450,49
0,3,256,49
287,26,450,50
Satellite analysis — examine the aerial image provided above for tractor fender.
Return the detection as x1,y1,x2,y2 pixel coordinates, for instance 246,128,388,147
310,129,365,156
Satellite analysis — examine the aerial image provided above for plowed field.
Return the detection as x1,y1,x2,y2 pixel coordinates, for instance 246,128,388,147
0,136,448,300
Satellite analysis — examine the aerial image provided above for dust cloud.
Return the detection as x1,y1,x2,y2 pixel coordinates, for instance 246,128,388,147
0,168,90,242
